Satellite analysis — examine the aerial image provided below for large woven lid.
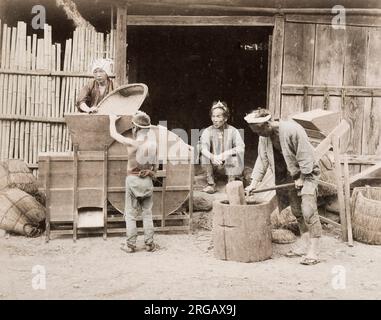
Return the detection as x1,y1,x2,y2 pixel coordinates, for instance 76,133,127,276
96,83,148,116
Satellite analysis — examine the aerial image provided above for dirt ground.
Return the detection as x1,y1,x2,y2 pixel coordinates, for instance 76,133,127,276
1,220,381,300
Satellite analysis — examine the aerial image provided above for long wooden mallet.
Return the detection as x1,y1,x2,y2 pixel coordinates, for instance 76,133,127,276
246,182,295,195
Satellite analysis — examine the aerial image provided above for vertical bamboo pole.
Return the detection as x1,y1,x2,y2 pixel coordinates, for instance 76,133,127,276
8,26,18,159
60,40,68,152
54,43,61,152
63,38,72,151
50,43,56,152
18,22,27,161
36,38,43,161
0,23,7,160
14,22,22,160
0,20,2,160
4,27,12,160
30,34,37,164
44,24,51,153
25,35,32,164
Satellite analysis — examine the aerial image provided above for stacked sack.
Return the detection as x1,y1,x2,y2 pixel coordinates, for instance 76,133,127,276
0,160,45,237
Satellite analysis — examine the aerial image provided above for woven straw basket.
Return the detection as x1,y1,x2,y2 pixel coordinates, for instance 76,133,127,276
351,186,381,245
0,188,45,237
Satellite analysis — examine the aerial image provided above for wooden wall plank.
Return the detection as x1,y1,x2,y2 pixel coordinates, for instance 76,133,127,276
311,25,346,112
342,26,367,174
115,5,128,87
363,28,381,159
286,14,381,28
281,22,315,119
127,15,275,26
268,15,285,119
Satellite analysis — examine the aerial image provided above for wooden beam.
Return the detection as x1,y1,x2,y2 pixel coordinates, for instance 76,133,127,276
339,155,381,165
349,162,381,184
282,84,381,97
343,156,354,246
121,2,381,16
332,136,348,241
319,215,341,228
268,15,285,119
115,4,127,87
0,69,115,77
313,119,350,161
126,15,275,26
0,114,66,124
286,14,381,27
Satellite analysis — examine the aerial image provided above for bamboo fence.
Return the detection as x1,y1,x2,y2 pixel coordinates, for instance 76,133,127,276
0,20,116,176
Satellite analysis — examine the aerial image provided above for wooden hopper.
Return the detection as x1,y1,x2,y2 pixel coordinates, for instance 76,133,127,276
64,114,133,151
292,109,340,139
64,83,148,151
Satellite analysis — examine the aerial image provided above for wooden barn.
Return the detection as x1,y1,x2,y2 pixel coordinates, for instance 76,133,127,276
1,0,381,240
0,0,380,172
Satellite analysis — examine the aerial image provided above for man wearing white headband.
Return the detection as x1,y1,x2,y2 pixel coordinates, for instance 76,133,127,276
200,100,245,194
76,58,114,113
244,108,322,265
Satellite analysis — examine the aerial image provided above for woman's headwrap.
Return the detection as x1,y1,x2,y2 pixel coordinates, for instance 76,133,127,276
91,58,114,77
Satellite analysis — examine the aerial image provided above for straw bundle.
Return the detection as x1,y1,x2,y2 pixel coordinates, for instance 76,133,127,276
271,229,297,244
271,206,297,229
351,186,381,245
0,188,45,237
0,159,38,194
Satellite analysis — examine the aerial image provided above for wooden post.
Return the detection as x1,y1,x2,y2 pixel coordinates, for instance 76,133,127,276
161,170,167,227
188,162,194,234
332,136,348,241
115,4,127,87
73,144,79,242
343,155,354,246
226,181,247,205
45,156,51,243
268,15,285,119
103,144,108,240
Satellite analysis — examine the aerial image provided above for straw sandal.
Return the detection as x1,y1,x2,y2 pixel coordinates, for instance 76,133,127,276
145,243,159,252
202,185,216,194
120,243,136,253
285,250,304,258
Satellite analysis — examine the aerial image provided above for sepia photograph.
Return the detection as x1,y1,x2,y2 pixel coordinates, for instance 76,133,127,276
0,0,380,303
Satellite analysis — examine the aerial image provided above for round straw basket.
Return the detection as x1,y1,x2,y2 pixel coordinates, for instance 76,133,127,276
351,187,381,245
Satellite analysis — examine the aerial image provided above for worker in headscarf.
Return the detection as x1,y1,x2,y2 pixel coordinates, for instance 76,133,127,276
199,100,245,194
76,58,114,113
244,108,322,265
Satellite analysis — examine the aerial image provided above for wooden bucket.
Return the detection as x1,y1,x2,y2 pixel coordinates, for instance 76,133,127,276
212,199,276,262
351,187,381,245
0,188,45,236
